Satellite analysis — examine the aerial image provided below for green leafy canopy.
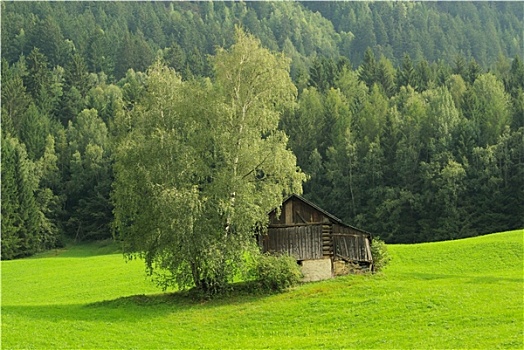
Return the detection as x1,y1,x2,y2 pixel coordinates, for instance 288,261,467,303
112,29,305,293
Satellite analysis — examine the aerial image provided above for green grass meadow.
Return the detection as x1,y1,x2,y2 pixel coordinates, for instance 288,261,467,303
2,230,523,349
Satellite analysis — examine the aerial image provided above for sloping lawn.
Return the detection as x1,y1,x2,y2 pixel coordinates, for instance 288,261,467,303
2,230,523,349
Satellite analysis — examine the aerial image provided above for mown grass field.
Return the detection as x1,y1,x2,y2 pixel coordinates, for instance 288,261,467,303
2,230,523,349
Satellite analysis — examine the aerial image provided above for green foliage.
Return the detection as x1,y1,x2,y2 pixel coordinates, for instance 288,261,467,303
113,31,305,294
19,103,51,160
397,53,416,89
24,48,62,116
64,53,90,97
305,2,523,67
1,59,30,136
34,135,63,249
1,133,46,259
252,253,302,292
375,55,397,97
65,108,113,241
5,1,522,83
358,48,377,89
370,237,391,272
290,60,522,243
1,1,523,258
470,73,511,146
115,30,155,79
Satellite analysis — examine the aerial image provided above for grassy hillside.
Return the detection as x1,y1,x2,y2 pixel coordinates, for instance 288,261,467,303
2,230,523,349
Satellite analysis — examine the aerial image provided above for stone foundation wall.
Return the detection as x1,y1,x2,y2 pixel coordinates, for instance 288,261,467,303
301,258,332,282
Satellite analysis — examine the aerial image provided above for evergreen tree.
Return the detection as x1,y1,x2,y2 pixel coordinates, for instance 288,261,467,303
358,48,377,90
1,134,24,259
19,103,51,160
163,41,187,74
1,134,42,258
308,57,337,92
508,56,524,94
375,55,396,98
414,59,433,92
1,59,30,136
58,86,85,127
64,53,90,98
25,48,52,104
453,55,467,80
466,58,482,85
397,53,416,89
29,15,67,67
88,27,115,75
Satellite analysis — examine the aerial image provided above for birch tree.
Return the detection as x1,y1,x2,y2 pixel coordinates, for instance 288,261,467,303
112,29,305,294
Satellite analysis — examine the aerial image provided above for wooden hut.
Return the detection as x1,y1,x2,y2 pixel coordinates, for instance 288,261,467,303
260,194,373,281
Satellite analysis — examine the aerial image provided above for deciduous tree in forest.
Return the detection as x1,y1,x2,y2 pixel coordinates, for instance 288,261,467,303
471,73,511,146
65,109,113,241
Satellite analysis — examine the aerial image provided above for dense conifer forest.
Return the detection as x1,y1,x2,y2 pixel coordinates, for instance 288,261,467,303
2,1,523,259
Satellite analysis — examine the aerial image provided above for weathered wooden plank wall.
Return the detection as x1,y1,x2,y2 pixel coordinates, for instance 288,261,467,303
264,225,323,260
332,234,373,262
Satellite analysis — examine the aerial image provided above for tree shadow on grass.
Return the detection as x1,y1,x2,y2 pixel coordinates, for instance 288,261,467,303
408,272,458,280
88,290,196,309
1,297,186,324
2,281,280,323
89,280,279,309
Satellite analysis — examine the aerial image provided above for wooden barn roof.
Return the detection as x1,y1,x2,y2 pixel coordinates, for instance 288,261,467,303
272,194,373,237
